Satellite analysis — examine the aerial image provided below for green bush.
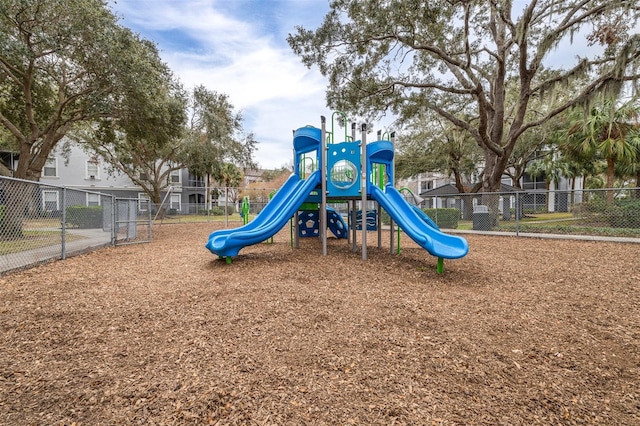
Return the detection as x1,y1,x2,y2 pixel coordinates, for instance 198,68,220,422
380,210,390,225
496,222,640,237
197,207,236,216
380,207,460,229
608,199,640,228
66,205,103,228
209,206,237,216
422,208,460,229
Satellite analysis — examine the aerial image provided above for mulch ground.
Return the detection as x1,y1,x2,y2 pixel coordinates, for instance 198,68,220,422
1,222,639,425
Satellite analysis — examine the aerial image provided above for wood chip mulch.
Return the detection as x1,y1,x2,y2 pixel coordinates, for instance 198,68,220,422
1,222,639,425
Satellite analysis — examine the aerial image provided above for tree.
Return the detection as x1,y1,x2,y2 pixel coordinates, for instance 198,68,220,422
288,0,640,201
183,86,257,209
0,0,164,237
396,113,483,193
564,98,640,200
213,162,243,221
504,109,567,189
526,149,570,210
241,169,291,206
0,0,158,180
74,46,188,209
262,166,292,183
615,135,640,197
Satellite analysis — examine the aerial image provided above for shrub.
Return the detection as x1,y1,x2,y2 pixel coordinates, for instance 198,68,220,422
66,205,103,228
607,199,640,228
380,210,390,225
381,207,459,229
210,206,226,216
422,208,460,229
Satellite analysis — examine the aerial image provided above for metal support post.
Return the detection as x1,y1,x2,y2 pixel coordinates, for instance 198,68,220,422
351,200,357,252
61,187,67,260
361,123,367,260
320,116,327,256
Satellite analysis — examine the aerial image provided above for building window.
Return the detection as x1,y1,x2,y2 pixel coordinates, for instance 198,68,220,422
169,169,181,184
138,193,150,211
42,190,59,211
87,193,100,207
87,161,99,180
188,173,205,187
43,157,57,177
139,172,148,181
170,194,181,211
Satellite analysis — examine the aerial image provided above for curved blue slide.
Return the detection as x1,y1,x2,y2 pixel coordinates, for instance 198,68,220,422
206,171,321,258
410,204,439,231
370,184,469,259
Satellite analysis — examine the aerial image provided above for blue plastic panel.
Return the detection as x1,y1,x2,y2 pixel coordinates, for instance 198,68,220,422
326,141,361,197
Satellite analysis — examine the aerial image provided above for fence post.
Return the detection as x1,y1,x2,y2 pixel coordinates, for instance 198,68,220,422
111,195,116,245
61,187,67,260
515,192,520,237
147,199,152,241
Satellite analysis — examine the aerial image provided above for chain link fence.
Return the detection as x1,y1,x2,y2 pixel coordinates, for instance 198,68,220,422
155,184,640,240
114,197,153,245
412,187,640,239
4,177,635,274
154,186,263,224
0,176,152,275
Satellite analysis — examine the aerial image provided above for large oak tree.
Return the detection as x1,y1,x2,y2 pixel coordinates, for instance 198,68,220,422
0,0,182,236
288,0,640,196
0,0,166,180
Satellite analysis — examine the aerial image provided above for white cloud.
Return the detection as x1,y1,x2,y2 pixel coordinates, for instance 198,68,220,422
109,0,331,169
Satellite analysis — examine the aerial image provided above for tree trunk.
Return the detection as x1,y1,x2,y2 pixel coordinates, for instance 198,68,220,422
512,174,522,190
545,180,552,212
606,157,615,203
453,168,465,194
480,150,506,228
151,186,166,219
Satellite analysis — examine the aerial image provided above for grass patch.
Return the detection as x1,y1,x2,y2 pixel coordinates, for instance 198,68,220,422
496,222,640,238
520,212,574,222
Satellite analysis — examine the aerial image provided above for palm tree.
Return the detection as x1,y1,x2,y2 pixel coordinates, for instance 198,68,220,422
615,133,640,198
213,163,243,225
526,151,570,211
565,99,640,201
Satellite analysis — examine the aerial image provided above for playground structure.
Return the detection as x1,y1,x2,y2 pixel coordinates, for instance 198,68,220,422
206,112,468,273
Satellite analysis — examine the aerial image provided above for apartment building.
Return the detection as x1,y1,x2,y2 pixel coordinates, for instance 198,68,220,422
2,142,261,214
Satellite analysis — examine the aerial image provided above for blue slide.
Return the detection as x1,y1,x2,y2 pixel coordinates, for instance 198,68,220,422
370,184,469,259
206,171,321,258
410,204,440,230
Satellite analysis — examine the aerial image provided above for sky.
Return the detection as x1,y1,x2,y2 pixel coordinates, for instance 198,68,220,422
108,0,332,170
106,1,623,171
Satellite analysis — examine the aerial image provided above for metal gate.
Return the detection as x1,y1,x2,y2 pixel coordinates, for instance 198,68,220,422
114,198,152,245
